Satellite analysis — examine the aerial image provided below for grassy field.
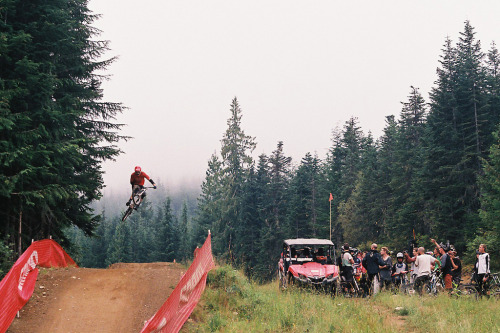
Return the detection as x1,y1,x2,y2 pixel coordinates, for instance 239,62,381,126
183,266,500,333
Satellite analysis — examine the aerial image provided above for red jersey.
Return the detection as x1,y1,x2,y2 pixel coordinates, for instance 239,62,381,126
130,171,150,186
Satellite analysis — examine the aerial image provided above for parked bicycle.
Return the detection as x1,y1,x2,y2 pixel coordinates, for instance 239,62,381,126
424,270,444,296
122,186,155,221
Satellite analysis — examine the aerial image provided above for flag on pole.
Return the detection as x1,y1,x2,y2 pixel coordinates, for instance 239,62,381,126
329,193,333,202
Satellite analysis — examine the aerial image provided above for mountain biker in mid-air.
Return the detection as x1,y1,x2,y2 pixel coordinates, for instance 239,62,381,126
126,166,157,209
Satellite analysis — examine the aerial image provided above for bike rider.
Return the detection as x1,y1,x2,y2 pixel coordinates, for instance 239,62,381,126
392,252,408,287
126,166,157,208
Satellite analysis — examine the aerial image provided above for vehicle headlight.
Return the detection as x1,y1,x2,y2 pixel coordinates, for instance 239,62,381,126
326,274,334,279
298,274,307,280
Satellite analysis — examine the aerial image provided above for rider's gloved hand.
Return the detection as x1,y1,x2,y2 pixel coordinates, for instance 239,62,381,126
153,185,157,189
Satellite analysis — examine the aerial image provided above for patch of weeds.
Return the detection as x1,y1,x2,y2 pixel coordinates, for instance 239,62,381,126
394,307,411,316
208,313,225,332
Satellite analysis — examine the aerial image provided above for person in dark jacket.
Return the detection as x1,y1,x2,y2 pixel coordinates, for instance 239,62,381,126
362,243,385,295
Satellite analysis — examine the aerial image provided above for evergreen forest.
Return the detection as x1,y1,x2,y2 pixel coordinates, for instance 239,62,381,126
1,0,500,283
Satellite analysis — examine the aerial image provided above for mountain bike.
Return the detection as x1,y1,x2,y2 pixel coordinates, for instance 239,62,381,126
122,186,155,222
489,273,500,298
470,272,500,299
425,270,444,295
450,279,479,299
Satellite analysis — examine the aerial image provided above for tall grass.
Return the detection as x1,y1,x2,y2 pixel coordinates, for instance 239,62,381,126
184,266,500,333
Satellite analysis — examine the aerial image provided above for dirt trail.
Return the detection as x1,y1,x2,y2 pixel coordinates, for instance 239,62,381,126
7,262,185,333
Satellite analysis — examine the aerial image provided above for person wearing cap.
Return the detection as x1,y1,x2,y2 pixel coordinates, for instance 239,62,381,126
341,243,355,293
126,166,157,208
449,248,462,285
392,252,408,287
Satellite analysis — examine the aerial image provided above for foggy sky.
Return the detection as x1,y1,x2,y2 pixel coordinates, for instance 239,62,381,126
87,0,500,196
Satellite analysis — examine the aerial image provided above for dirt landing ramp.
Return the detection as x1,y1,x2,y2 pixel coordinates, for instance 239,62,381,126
7,262,185,333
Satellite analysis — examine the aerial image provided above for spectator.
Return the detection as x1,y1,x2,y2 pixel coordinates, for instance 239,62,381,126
476,244,490,296
362,243,384,295
341,243,355,293
379,247,392,290
449,249,462,285
414,247,438,295
431,238,452,292
404,248,419,283
392,252,408,287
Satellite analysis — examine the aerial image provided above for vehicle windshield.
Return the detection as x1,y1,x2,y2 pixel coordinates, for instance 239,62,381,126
283,244,334,264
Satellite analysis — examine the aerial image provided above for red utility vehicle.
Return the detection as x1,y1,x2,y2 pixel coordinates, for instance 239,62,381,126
278,238,339,294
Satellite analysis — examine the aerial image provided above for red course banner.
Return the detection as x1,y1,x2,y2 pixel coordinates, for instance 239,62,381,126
140,233,215,333
0,239,76,333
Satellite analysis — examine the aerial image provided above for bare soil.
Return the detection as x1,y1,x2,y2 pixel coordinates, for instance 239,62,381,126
7,262,186,333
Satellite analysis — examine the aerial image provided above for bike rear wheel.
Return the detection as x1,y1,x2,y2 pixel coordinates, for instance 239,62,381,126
489,283,500,299
460,284,479,299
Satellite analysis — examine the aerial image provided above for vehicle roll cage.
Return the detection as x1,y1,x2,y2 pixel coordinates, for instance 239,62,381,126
282,239,336,265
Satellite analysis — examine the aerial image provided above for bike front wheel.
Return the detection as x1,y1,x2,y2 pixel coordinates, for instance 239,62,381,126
122,207,133,221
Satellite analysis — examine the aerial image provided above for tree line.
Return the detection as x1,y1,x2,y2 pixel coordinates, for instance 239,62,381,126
65,194,199,268
193,22,500,281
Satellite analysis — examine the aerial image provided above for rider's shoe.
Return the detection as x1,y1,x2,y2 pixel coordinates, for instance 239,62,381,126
126,200,131,206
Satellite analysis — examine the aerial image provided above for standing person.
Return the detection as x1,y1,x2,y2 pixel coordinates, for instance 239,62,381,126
379,247,392,291
414,247,438,295
432,246,442,272
341,243,355,293
392,252,408,287
431,239,452,292
126,166,157,208
404,248,419,283
449,249,462,285
362,243,384,295
476,244,490,296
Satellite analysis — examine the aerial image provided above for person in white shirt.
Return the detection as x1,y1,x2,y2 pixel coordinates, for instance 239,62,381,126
341,243,355,292
476,244,490,295
414,247,438,295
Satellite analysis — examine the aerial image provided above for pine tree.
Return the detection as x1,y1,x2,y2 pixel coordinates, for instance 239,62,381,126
422,22,497,249
152,198,179,262
390,87,427,245
178,201,189,261
288,153,322,238
193,153,223,247
0,0,125,256
475,125,500,269
215,97,256,261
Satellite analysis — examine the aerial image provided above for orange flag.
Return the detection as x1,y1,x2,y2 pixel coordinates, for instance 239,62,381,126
329,193,333,202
